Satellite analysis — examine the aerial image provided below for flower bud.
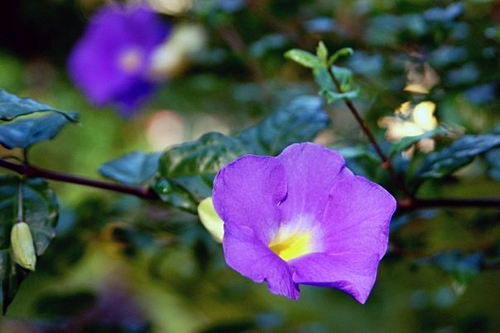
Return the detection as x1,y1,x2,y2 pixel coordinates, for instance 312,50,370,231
10,222,37,271
197,197,224,243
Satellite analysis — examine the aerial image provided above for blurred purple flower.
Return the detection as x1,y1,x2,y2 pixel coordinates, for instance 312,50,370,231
68,4,169,117
213,143,396,303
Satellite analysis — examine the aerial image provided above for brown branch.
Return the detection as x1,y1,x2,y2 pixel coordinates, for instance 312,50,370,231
327,69,412,200
0,158,159,199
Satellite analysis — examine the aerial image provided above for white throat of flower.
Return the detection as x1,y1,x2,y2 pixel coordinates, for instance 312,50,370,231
118,47,144,74
269,217,314,261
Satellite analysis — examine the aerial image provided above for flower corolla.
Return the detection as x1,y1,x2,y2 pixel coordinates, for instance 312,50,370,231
213,143,396,303
68,4,169,117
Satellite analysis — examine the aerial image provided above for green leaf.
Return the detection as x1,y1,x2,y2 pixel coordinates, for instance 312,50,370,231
0,89,76,122
284,49,322,69
331,66,354,91
153,132,246,212
0,111,78,149
316,41,329,64
0,176,58,313
99,152,162,185
313,66,336,92
389,127,447,155
238,96,329,155
327,47,354,67
416,134,500,179
322,88,360,103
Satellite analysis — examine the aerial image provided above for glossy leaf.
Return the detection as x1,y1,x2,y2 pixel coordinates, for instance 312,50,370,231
284,49,322,69
99,152,162,185
0,111,78,149
238,96,329,155
0,89,76,121
0,176,58,313
153,132,245,212
416,134,500,179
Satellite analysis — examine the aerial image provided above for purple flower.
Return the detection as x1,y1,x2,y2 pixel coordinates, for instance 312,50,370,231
68,4,169,117
213,143,396,303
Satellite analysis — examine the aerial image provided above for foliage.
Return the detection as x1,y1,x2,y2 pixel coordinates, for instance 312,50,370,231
0,0,499,332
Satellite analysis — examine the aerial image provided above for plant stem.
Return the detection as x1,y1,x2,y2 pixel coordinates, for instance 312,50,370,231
0,158,158,200
1,157,499,210
327,68,412,199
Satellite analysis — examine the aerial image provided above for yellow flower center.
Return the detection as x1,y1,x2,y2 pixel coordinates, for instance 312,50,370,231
119,47,144,74
269,230,312,261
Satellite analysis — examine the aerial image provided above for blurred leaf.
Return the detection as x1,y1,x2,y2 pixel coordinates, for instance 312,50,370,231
99,152,162,185
416,134,500,179
0,89,76,121
390,127,447,155
284,49,322,69
322,89,360,103
314,65,359,102
316,41,328,64
0,250,29,315
313,66,336,92
416,250,483,286
34,291,96,317
238,96,329,155
0,112,78,149
485,148,500,180
153,133,245,212
332,66,354,91
328,47,354,67
0,176,58,313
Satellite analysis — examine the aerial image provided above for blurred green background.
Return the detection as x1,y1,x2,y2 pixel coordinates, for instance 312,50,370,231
1,0,500,332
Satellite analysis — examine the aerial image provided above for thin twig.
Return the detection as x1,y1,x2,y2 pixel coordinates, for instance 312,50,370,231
216,24,269,98
0,158,159,199
327,69,412,199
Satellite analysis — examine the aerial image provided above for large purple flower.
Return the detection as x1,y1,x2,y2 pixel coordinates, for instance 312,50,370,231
68,4,169,117
213,143,396,303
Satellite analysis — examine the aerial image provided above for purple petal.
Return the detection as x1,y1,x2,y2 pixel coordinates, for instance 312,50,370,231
223,224,300,299
67,4,169,113
291,252,381,303
213,155,287,242
319,175,396,258
277,143,350,223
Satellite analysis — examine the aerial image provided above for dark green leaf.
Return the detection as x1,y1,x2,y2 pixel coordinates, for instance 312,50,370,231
34,291,96,317
416,134,500,179
0,176,58,313
238,96,329,155
0,112,78,149
284,49,322,68
153,132,245,212
99,152,162,185
416,250,482,285
389,127,447,155
0,89,76,122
